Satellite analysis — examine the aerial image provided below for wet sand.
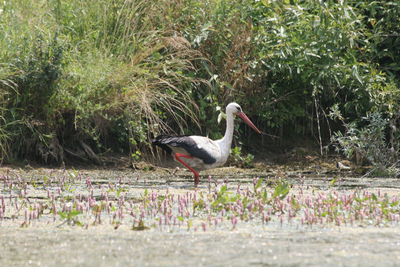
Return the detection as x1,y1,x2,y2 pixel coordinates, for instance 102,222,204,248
1,224,400,266
0,167,400,266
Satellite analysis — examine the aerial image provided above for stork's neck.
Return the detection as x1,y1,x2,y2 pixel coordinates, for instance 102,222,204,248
219,111,235,153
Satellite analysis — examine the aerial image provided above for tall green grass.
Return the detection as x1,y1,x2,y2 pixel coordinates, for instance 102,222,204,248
0,0,201,163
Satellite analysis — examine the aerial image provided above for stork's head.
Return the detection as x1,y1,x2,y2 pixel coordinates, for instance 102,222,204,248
226,102,242,115
226,102,262,134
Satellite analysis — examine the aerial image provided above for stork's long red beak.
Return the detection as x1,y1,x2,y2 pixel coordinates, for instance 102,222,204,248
237,112,262,134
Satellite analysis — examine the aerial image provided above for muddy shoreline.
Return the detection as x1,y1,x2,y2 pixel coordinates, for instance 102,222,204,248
1,166,400,266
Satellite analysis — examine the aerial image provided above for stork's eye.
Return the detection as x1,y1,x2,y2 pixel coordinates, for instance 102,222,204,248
236,106,241,112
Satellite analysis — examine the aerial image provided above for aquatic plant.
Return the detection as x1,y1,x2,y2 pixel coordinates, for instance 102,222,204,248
0,170,399,231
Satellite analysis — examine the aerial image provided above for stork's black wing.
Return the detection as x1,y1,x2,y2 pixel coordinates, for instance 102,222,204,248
152,135,217,164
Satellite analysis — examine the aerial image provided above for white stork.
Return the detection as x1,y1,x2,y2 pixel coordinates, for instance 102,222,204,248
152,102,262,186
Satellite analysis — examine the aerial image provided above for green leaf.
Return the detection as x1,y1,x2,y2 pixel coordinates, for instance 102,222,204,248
273,181,290,200
220,185,227,195
255,178,263,191
352,65,363,85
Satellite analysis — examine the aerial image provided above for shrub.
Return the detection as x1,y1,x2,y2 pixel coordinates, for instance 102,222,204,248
330,106,400,177
1,0,400,166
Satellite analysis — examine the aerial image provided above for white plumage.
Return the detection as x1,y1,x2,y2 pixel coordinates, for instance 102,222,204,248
152,102,262,186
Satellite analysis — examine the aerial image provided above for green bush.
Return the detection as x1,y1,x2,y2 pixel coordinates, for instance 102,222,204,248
229,146,255,168
0,0,399,169
331,108,399,177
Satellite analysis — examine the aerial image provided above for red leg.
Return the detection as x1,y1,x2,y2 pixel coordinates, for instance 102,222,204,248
174,153,200,186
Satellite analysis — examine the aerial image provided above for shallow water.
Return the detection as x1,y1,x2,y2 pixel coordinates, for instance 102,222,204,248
1,167,400,266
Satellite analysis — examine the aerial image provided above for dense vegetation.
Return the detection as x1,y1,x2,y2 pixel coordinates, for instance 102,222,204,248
0,0,400,173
